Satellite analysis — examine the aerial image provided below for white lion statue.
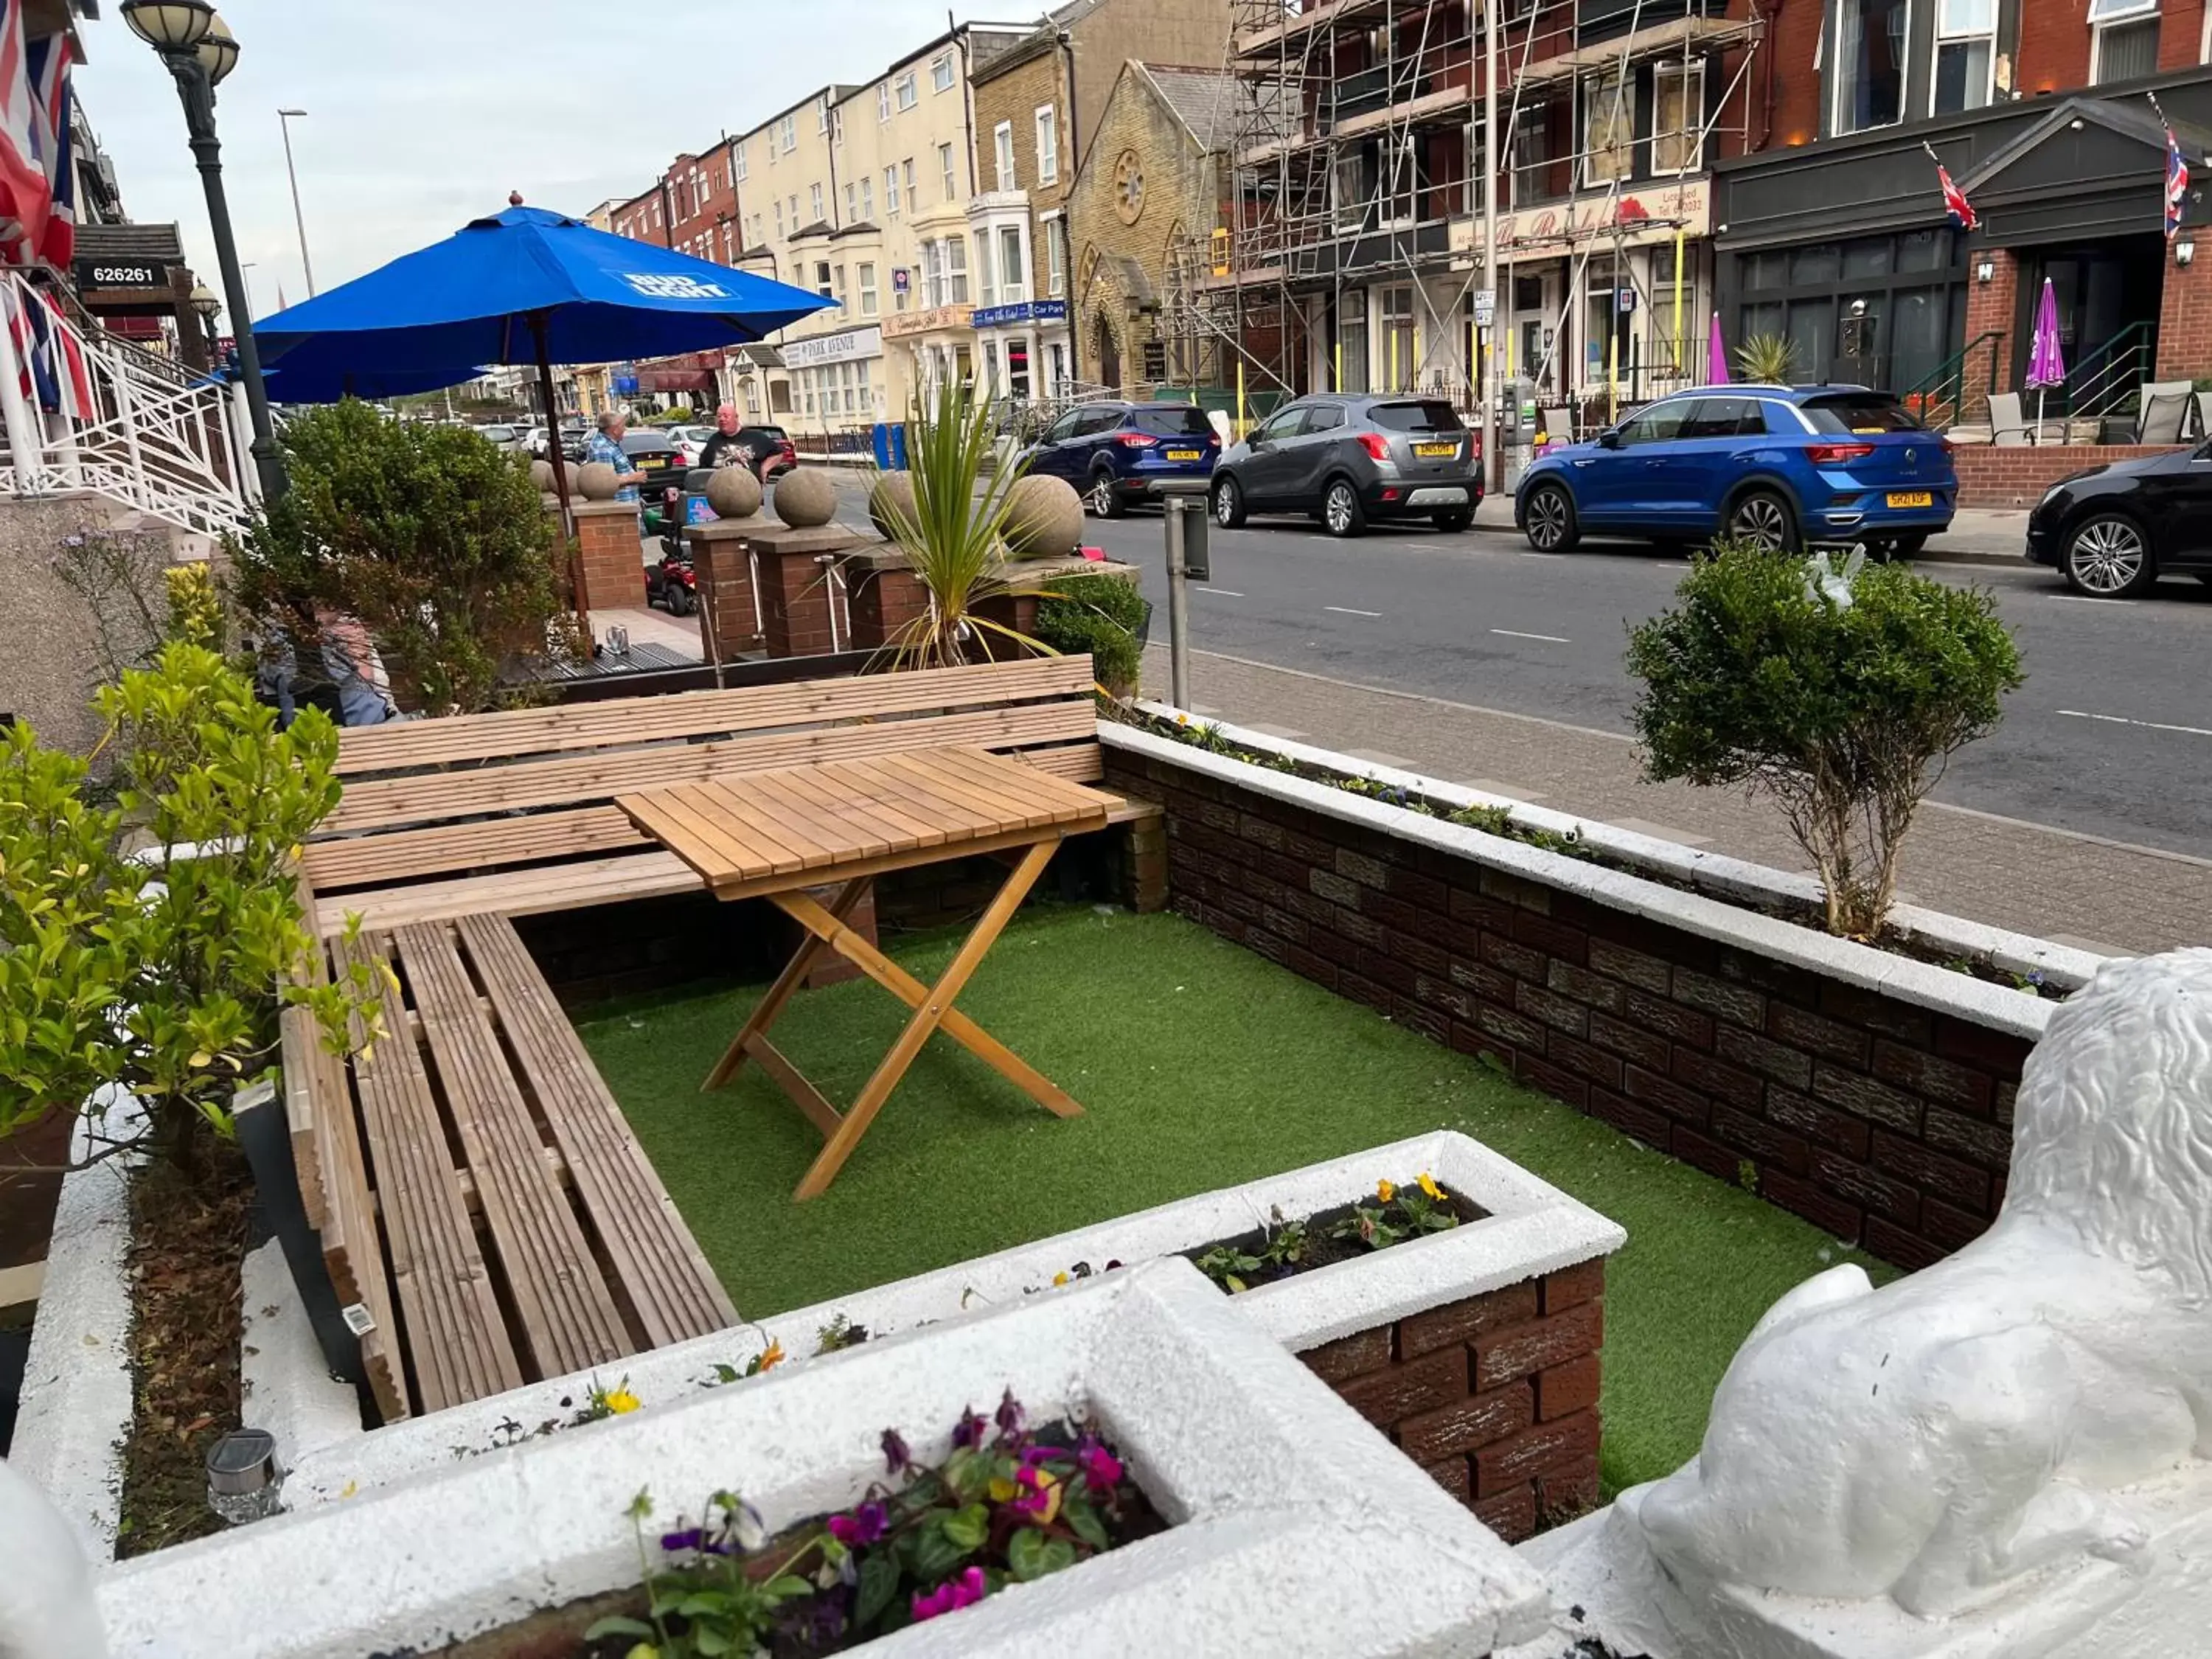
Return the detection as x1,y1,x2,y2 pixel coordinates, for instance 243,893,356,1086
1621,948,2212,1619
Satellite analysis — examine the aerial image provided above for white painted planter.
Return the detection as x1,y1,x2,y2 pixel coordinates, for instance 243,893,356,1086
285,1130,1621,1507
1110,712,2099,1037
95,1259,1554,1659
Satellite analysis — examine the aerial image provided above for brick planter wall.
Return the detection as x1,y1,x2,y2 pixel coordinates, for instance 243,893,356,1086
1301,1260,1606,1542
1951,443,2183,509
572,501,645,613
1105,746,2031,1273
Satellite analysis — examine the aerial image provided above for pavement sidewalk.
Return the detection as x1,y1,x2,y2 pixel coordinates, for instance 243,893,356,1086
1472,494,2029,566
1148,644,2210,957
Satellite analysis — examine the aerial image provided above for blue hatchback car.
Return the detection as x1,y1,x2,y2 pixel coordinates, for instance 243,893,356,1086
1017,400,1220,518
1514,385,1956,558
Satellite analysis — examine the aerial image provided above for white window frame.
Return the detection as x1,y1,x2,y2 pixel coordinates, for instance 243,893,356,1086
1035,104,1060,186
1043,212,1066,297
897,70,919,110
994,121,1016,191
947,234,969,302
879,84,892,123
2090,0,2161,82
779,114,796,154
810,183,824,223
860,177,874,220
844,181,858,221
998,224,1028,304
1830,0,1916,137
1929,0,1997,114
1581,72,1632,187
860,262,879,316
886,165,902,215
940,142,958,201
817,100,830,136
904,158,917,201
733,142,748,182
932,52,956,92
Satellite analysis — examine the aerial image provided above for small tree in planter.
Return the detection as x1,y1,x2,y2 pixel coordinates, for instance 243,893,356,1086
0,644,381,1174
228,399,572,714
1627,541,2023,937
1033,574,1148,699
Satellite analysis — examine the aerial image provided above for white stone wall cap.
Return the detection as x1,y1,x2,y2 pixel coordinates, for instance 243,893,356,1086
1106,720,2056,1044
237,1240,362,1475
283,1131,1621,1507
96,1259,1552,1658
8,1088,144,1565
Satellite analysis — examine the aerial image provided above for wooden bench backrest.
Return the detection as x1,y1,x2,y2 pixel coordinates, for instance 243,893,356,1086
308,655,1099,894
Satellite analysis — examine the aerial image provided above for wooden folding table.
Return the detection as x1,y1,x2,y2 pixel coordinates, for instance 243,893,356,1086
616,746,1112,1200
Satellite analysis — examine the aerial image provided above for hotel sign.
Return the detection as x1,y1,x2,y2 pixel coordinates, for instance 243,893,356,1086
883,303,975,340
780,325,883,369
1458,180,1711,257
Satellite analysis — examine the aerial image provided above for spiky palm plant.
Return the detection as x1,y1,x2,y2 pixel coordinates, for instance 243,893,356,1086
1735,333,1797,386
872,380,1045,670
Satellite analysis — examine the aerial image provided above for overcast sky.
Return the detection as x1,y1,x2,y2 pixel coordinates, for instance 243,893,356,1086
74,0,1013,325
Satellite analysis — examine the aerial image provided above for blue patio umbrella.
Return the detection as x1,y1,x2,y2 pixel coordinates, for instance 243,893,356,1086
257,359,490,405
250,202,835,511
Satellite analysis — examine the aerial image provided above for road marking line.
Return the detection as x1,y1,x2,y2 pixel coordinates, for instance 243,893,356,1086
1197,587,1245,597
1324,605,1383,617
2057,709,2212,740
1491,628,1571,643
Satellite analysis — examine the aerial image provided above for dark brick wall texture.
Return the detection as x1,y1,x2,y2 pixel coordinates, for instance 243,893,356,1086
1105,749,2031,1273
1301,1261,1607,1541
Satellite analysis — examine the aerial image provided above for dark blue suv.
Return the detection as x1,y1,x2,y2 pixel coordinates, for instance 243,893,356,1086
1515,386,1956,559
1018,400,1220,518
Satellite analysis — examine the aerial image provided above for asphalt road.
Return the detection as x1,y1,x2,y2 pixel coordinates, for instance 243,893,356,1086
1061,502,2212,863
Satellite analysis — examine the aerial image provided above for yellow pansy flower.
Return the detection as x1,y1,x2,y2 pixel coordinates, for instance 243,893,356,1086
1376,1178,1397,1204
603,1386,641,1414
1418,1172,1444,1201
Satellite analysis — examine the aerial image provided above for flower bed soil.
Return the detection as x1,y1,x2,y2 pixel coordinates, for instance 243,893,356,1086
1184,1186,1486,1293
116,1141,254,1557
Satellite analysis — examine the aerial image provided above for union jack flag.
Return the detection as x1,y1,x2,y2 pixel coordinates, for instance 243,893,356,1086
0,0,52,265
2166,122,2191,240
27,29,69,268
1929,147,1978,234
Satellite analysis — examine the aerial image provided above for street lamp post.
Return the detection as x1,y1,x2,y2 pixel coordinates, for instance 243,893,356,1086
277,107,316,296
122,1,287,501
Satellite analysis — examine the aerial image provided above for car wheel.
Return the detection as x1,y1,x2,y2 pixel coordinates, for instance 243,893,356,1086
1212,473,1248,529
2062,512,2157,598
1433,507,1474,532
1727,489,1800,553
1521,481,1579,553
1322,479,1367,538
1088,469,1128,520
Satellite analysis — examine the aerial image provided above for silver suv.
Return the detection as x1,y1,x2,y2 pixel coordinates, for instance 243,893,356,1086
1211,394,1483,538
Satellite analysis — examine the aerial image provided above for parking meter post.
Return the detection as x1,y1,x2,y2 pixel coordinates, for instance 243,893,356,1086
1164,495,1192,709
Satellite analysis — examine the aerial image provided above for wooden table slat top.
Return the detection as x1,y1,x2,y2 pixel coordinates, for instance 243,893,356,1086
617,747,1111,896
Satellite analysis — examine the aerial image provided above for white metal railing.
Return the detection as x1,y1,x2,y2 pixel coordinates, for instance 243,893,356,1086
0,271,251,539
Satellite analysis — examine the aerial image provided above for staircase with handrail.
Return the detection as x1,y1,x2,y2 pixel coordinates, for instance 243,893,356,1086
1899,331,2007,431
0,270,253,543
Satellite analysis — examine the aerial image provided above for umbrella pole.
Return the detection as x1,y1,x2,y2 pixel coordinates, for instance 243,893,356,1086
2037,388,2045,448
532,311,590,644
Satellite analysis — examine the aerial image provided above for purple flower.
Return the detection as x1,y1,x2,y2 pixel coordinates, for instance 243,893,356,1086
1019,1443,1061,1468
881,1427,912,1475
911,1565,988,1622
1078,1439,1124,1492
1009,1464,1062,1524
658,1525,731,1557
951,1405,988,1450
993,1389,1025,1441
826,1500,888,1546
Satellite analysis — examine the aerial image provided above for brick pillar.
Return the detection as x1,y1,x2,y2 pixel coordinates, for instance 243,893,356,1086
572,501,645,614
844,551,932,652
1958,249,2019,425
687,521,763,660
2157,245,2212,381
744,522,869,658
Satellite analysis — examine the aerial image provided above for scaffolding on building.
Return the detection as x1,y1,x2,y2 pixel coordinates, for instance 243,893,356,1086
1161,0,1768,427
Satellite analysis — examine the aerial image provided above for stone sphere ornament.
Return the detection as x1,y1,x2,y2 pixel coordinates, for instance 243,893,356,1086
529,459,555,492
704,465,763,520
869,470,917,540
575,460,619,501
773,467,838,528
1002,473,1085,560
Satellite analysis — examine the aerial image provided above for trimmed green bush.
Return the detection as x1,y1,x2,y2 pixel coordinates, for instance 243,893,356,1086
229,399,569,714
1627,541,2023,936
1034,573,1148,697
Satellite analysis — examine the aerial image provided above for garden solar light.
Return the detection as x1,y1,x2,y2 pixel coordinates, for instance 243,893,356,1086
205,1427,280,1526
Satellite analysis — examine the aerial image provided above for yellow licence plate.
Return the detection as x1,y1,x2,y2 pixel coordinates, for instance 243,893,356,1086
1886,490,1933,509
1166,449,1201,461
1415,441,1458,457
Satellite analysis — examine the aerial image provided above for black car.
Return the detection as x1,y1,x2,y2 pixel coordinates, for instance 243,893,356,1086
1211,394,1482,537
2026,443,2212,597
621,429,684,490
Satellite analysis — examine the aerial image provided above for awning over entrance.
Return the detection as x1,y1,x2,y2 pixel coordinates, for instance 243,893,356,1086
1958,97,2212,245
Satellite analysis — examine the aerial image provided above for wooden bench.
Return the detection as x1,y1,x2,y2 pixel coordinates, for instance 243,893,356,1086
304,655,1159,935
287,656,1158,1420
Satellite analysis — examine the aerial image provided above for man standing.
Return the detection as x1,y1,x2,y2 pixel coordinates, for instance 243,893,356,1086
697,402,754,473
585,410,646,502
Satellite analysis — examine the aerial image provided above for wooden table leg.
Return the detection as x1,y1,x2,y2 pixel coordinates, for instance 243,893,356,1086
702,877,873,1091
792,838,1058,1201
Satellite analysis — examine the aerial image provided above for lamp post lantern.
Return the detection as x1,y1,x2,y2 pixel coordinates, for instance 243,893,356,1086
277,108,316,296
122,0,286,501
189,280,220,365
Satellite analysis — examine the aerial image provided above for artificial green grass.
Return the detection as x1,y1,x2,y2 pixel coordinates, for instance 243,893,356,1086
577,904,1889,1494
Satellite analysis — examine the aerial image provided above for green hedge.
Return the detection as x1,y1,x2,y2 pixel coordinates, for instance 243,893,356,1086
1033,573,1148,695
